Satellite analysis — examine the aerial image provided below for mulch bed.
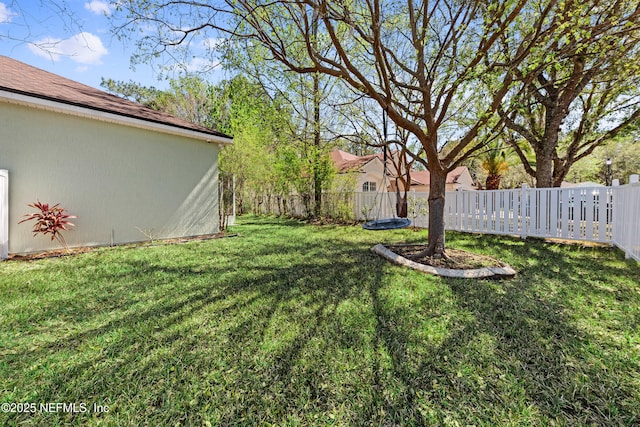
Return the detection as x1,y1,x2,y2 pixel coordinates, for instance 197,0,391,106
386,244,509,270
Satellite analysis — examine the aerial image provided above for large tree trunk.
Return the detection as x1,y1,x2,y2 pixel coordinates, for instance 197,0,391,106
423,167,447,258
534,104,563,188
535,150,555,188
312,72,323,218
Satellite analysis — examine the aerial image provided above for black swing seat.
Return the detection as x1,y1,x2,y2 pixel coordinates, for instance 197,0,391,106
362,217,412,230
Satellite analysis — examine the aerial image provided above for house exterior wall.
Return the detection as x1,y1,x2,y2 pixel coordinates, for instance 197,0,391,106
454,169,476,191
410,183,462,192
357,159,387,193
405,169,477,192
1,102,220,254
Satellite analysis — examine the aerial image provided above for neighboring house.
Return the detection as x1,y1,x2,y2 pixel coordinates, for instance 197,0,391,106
0,56,232,256
409,167,477,192
330,149,477,193
330,150,386,193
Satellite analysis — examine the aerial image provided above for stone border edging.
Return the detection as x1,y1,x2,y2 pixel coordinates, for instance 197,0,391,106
371,244,517,279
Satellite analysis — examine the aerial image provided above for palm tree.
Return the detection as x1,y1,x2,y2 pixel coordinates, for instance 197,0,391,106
480,141,511,190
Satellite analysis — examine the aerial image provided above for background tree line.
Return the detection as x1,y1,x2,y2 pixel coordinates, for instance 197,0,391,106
107,0,640,256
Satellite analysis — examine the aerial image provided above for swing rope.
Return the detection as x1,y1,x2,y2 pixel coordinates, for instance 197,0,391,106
362,108,411,231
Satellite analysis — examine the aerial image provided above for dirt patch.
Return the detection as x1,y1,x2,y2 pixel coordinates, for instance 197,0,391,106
386,244,508,270
7,233,236,261
8,246,95,261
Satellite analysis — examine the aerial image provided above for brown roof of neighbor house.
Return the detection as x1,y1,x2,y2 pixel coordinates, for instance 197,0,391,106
0,55,231,141
330,150,470,185
411,167,469,185
330,149,384,173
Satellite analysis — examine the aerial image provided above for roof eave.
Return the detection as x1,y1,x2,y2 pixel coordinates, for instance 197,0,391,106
0,89,233,146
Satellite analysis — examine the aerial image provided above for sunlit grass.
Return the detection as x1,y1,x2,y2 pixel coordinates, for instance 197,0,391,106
1,215,639,426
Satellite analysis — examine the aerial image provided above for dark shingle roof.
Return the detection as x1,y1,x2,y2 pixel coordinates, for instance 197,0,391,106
0,55,231,141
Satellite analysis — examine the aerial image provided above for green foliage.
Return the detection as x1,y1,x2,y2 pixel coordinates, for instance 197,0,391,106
568,138,640,185
101,78,163,107
604,140,640,184
222,20,343,218
498,0,640,187
214,76,294,212
102,76,218,127
408,196,429,226
480,143,511,177
477,140,518,189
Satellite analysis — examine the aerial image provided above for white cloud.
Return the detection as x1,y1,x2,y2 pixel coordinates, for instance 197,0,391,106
0,2,16,23
84,1,112,15
28,32,108,65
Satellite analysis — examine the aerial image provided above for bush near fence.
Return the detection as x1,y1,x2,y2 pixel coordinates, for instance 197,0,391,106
244,191,357,222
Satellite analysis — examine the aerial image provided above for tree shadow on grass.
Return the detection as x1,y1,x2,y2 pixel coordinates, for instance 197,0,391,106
3,220,639,426
442,276,638,424
2,222,391,426
368,234,640,425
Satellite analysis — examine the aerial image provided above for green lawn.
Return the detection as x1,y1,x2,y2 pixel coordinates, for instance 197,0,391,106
1,216,639,426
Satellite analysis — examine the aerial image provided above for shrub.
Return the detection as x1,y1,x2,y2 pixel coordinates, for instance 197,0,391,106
19,201,76,250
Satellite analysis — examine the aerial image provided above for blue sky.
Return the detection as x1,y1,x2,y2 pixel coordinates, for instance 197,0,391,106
0,0,224,90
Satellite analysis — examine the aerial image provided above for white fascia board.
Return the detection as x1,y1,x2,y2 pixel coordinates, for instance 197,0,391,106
0,90,232,146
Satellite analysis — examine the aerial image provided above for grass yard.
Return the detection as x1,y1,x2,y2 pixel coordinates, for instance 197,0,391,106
1,215,639,426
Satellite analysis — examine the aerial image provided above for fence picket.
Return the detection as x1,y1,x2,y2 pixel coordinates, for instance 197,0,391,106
550,190,557,236
561,190,570,239
612,180,640,261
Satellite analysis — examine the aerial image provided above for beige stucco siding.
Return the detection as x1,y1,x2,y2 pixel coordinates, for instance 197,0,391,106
1,102,220,253
454,169,477,191
358,159,387,192
410,183,474,192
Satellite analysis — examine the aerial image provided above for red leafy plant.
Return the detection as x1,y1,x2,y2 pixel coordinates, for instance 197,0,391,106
19,201,77,250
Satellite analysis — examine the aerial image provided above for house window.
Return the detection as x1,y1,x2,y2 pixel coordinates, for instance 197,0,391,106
362,181,376,192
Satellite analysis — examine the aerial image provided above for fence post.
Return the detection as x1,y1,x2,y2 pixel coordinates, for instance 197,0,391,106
520,183,528,239
624,175,639,259
0,169,8,260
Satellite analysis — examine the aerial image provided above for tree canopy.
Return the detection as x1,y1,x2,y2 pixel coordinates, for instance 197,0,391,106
113,0,640,255
497,0,640,187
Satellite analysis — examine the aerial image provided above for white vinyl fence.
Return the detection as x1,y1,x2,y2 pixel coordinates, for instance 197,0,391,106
445,186,614,243
355,177,640,262
612,176,640,262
